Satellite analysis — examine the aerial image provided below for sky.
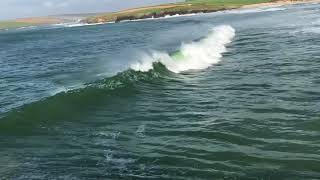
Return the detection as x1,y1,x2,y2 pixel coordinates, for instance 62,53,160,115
0,0,181,20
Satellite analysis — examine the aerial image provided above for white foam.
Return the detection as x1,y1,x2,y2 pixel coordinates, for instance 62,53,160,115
66,22,108,27
226,6,286,14
50,86,67,95
163,13,198,19
120,13,198,23
131,25,235,73
52,22,110,28
16,26,37,30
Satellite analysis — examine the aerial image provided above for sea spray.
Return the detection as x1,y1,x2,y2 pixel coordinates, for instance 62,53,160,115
131,25,235,73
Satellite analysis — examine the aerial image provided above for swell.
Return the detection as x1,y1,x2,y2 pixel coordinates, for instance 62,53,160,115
0,63,171,133
0,25,235,133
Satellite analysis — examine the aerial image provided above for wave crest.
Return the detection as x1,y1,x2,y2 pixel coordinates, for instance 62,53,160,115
0,25,235,131
131,25,235,73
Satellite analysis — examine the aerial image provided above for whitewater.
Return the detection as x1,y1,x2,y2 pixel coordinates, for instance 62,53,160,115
131,25,235,73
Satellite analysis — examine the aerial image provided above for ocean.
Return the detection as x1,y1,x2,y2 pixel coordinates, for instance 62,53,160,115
0,3,320,179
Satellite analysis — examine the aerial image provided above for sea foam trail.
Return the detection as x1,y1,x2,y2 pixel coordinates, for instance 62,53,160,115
131,25,235,73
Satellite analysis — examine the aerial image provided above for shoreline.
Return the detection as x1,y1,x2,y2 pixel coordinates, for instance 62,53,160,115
1,0,319,30
241,0,320,9
83,0,320,24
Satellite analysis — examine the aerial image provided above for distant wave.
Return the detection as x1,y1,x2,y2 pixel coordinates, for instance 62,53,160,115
226,7,286,14
131,25,235,73
51,22,110,28
16,26,37,30
0,22,107,33
0,25,38,32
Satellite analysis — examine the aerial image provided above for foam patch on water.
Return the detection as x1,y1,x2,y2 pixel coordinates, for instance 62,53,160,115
131,25,235,73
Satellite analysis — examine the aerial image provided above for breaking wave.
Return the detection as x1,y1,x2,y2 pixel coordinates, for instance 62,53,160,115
51,22,108,28
227,7,286,14
131,25,235,73
0,25,235,131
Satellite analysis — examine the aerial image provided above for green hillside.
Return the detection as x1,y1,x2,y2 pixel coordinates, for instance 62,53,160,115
84,0,274,24
0,22,34,30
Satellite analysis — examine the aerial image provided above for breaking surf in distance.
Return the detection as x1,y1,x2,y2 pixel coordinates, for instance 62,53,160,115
226,6,287,14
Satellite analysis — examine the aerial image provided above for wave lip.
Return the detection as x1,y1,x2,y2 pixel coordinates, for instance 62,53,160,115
131,25,235,73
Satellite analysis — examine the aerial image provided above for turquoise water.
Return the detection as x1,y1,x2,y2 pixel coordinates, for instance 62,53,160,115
1,3,320,179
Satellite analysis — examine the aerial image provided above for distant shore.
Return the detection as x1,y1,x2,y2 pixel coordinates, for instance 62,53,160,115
1,0,319,30
242,0,320,8
0,14,101,30
0,17,66,30
82,0,320,24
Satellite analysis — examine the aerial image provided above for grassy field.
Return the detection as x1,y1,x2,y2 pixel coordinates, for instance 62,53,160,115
84,0,274,23
186,0,273,5
0,17,65,30
0,22,35,30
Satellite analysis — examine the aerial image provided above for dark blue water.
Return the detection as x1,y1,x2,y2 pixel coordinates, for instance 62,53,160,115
1,3,320,179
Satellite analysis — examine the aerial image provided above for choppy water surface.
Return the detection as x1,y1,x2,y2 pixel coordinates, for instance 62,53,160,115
1,3,320,179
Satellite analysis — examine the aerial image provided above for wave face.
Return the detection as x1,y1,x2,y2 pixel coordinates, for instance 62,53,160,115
131,25,235,73
0,66,170,132
0,25,234,126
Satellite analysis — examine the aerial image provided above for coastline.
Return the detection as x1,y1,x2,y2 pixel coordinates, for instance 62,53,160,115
0,17,67,30
83,0,320,24
241,0,320,8
1,0,319,30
